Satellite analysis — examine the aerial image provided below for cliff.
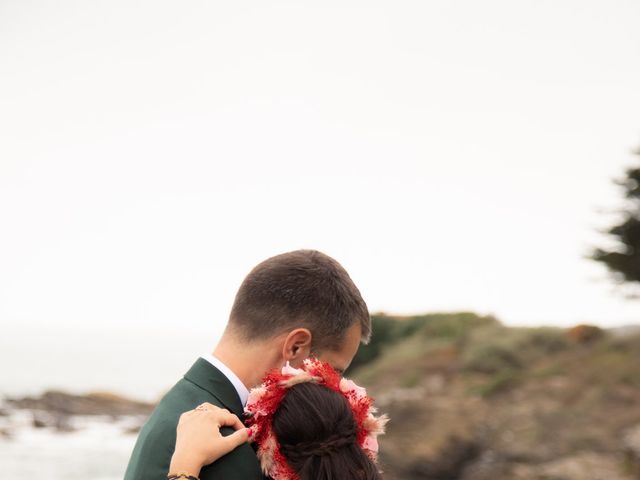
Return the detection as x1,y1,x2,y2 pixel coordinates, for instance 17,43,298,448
351,312,640,480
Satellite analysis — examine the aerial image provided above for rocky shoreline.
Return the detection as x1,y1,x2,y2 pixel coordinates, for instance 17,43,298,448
0,390,155,437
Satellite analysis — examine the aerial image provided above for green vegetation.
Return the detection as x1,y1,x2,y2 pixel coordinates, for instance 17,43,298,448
461,325,569,374
350,311,498,371
351,312,640,480
590,149,640,287
469,369,522,397
352,312,637,398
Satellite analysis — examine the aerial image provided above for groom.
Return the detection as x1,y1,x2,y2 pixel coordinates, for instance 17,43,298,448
124,249,371,480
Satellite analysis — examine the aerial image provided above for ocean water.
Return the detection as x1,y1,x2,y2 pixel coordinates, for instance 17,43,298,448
0,410,140,480
0,324,224,479
0,324,221,401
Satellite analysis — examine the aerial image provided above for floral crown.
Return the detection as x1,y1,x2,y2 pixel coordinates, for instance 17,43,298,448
244,358,388,480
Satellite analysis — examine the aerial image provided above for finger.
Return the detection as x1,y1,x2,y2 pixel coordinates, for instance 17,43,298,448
216,411,245,431
220,426,250,450
179,410,194,420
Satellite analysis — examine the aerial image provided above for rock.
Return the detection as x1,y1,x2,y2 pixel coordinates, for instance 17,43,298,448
511,452,633,480
32,414,48,428
30,411,75,431
624,424,640,478
399,436,482,480
7,390,155,417
460,450,512,480
54,414,75,432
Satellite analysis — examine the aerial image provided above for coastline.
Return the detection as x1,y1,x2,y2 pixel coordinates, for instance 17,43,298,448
0,390,154,480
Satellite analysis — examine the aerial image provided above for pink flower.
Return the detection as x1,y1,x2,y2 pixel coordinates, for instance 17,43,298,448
281,361,305,376
362,433,379,454
339,377,367,399
247,385,267,406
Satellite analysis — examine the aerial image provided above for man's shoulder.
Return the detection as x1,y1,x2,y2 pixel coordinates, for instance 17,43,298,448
124,378,220,480
158,376,225,411
137,376,224,438
125,376,263,480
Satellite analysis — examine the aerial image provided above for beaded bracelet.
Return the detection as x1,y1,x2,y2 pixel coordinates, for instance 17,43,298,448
167,474,199,480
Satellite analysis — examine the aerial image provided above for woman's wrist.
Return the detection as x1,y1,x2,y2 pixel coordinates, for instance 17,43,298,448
168,450,202,479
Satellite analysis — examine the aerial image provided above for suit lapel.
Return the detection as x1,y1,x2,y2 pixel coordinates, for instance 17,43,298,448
183,358,245,418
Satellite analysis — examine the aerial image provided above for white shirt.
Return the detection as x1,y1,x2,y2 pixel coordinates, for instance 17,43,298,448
200,353,250,407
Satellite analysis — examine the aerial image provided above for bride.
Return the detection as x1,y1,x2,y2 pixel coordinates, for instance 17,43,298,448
167,358,388,480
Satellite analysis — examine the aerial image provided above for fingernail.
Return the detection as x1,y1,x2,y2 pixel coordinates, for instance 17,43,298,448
246,427,254,439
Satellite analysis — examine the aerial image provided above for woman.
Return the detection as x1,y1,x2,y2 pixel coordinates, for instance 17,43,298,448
168,358,387,480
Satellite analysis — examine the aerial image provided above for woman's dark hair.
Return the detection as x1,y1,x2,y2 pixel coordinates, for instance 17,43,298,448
272,382,382,480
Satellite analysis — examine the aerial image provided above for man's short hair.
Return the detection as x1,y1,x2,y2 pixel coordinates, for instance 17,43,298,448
228,250,370,350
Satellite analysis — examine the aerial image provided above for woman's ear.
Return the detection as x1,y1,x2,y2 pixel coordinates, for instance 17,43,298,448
281,328,312,366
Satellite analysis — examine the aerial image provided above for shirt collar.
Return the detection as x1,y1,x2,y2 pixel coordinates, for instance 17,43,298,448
200,353,250,407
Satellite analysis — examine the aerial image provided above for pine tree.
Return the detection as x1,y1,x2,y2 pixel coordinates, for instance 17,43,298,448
591,151,640,287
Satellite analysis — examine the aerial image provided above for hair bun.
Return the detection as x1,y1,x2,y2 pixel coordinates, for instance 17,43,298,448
282,430,358,460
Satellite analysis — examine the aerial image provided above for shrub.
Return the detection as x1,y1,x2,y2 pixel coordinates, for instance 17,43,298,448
461,326,569,374
566,324,605,344
474,369,522,397
350,312,498,371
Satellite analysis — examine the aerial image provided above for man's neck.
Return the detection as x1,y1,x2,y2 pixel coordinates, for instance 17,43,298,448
212,334,280,390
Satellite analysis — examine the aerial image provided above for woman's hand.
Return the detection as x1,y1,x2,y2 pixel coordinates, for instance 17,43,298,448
169,403,250,477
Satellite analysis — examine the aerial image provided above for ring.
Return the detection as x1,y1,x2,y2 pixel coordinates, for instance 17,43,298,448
195,405,208,411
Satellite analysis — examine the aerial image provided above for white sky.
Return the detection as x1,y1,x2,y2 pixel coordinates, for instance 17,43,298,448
1,0,640,338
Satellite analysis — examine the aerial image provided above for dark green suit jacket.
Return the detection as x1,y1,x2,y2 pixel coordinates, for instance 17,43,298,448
124,358,264,480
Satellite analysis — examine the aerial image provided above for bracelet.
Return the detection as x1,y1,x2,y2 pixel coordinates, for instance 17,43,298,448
167,474,199,480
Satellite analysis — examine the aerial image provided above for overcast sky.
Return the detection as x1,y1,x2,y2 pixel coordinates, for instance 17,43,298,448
1,0,639,339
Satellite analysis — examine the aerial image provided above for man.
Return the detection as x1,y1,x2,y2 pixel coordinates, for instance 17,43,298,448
124,249,371,480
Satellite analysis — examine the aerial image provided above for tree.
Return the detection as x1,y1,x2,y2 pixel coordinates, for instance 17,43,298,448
590,149,640,289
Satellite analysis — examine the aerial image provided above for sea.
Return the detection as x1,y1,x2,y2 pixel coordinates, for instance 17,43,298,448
0,324,222,480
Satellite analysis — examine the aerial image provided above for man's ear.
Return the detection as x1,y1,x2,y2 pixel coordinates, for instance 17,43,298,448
281,328,312,366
